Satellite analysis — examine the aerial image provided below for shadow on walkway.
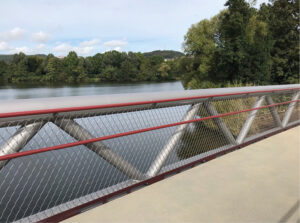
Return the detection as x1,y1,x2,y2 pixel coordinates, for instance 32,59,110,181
278,200,299,223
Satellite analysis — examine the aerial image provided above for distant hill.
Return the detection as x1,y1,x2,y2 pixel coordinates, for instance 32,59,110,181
0,51,184,63
0,55,14,63
0,54,47,63
143,50,184,59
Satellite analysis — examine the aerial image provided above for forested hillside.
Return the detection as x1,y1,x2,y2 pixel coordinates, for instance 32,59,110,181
0,55,14,63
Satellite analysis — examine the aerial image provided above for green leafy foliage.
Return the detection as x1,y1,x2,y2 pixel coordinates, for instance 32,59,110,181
181,0,299,89
262,0,299,84
0,50,180,84
143,50,184,59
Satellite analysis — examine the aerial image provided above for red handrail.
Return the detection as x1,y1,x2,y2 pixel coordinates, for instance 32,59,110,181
0,99,298,161
0,87,299,119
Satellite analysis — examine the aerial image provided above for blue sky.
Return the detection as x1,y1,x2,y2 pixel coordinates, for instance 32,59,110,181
0,0,267,56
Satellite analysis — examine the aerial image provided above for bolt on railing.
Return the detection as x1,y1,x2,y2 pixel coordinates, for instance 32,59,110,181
0,84,299,222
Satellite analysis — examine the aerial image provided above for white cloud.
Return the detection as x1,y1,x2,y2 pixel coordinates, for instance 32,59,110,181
80,38,100,47
0,41,34,54
53,43,73,55
103,39,128,49
0,41,11,51
0,27,26,41
36,43,46,51
1,0,258,52
9,46,32,54
53,39,100,56
31,31,51,43
75,46,94,55
4,43,47,55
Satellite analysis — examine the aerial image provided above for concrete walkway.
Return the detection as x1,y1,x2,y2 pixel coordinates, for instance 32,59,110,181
65,127,300,223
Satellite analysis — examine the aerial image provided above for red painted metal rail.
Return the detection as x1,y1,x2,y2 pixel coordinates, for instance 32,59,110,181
40,122,299,223
0,99,298,162
0,86,299,223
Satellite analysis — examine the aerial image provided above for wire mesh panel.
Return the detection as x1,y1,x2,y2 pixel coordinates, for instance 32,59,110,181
0,86,299,222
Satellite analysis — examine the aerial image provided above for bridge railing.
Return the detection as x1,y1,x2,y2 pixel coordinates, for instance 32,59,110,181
0,84,299,222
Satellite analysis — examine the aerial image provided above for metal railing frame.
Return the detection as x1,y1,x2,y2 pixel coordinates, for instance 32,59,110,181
0,84,299,222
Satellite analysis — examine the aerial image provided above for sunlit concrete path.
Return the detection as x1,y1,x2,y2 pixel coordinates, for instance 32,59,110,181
64,126,300,223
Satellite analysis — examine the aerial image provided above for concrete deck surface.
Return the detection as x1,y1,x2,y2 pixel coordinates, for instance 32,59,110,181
64,127,300,223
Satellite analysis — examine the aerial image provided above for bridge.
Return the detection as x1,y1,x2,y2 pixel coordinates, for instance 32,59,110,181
64,126,300,223
0,84,299,222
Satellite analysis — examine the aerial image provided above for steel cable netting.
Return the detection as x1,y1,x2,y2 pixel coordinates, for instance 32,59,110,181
0,89,299,222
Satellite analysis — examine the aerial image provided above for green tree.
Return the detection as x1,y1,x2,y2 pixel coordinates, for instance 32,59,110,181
262,0,299,84
63,51,79,81
102,66,118,81
182,12,224,88
158,62,171,80
216,0,272,84
139,60,153,81
44,57,66,82
86,53,103,76
0,61,8,83
76,57,88,82
120,58,138,81
102,51,123,68
8,53,29,83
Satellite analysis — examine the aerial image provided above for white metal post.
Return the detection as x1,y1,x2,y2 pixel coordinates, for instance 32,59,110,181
203,101,236,145
146,103,201,177
282,91,300,127
54,119,145,180
0,122,44,170
236,96,265,144
265,95,283,128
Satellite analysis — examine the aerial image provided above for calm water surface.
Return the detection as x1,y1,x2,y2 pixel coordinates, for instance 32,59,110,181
0,81,184,100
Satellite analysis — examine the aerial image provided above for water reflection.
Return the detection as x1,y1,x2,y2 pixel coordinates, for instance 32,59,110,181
0,81,184,100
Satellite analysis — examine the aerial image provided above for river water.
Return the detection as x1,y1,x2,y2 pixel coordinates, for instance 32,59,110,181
0,81,184,100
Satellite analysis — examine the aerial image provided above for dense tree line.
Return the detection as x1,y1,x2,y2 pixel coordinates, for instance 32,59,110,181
143,50,184,59
0,0,298,87
180,0,299,89
0,51,181,84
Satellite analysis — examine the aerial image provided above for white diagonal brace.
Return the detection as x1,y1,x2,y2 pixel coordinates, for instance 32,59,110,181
282,91,300,127
146,103,201,178
203,101,237,145
265,95,283,128
236,96,265,144
54,118,145,180
0,122,45,170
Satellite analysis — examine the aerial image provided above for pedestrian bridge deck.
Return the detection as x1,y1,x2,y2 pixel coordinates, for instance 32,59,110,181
64,126,300,223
